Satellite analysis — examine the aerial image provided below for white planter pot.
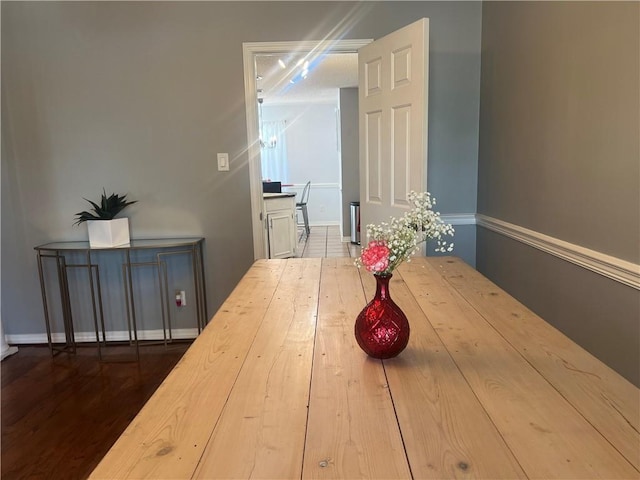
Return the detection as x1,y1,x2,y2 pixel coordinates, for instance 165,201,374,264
87,218,130,248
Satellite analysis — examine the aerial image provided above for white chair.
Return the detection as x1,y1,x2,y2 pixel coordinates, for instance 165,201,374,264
296,181,311,240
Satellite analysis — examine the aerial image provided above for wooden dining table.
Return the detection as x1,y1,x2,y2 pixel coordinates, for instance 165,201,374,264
89,257,639,479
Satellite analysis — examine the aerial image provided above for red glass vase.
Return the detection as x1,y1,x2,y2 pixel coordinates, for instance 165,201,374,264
355,273,410,359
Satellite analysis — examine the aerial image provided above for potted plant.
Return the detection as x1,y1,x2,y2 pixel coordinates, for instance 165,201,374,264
74,189,137,247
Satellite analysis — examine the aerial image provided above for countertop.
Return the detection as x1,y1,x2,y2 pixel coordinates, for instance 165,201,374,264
263,192,296,199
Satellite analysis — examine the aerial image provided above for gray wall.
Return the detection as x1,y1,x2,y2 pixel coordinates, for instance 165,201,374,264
340,87,359,239
477,1,639,386
1,2,482,338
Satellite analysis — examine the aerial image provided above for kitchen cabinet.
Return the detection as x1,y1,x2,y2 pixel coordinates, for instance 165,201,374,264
264,193,296,259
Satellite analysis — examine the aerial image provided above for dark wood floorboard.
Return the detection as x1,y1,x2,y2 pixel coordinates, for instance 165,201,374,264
1,342,191,480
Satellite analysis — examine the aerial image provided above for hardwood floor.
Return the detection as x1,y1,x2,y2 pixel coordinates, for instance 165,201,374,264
1,342,191,480
1,230,355,479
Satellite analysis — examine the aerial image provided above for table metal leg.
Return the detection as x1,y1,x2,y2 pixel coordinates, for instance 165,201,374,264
36,252,55,355
94,266,107,347
158,251,197,341
122,264,134,345
196,241,208,331
57,255,76,354
125,250,140,361
85,250,103,360
158,256,171,344
64,263,106,358
124,260,168,349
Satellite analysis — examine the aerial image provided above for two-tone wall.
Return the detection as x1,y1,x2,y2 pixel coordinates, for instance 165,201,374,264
1,2,482,341
262,103,342,227
2,0,636,386
477,1,640,386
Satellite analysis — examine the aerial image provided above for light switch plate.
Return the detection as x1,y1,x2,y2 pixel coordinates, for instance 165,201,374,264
217,153,229,171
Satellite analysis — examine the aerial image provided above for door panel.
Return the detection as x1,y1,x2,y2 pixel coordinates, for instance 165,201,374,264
365,57,383,94
365,110,383,203
359,18,429,238
268,212,295,259
392,105,411,208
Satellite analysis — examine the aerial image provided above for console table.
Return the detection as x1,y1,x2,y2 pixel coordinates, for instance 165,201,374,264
34,237,207,360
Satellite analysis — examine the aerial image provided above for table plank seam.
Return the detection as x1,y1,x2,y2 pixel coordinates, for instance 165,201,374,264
380,361,417,480
299,258,324,480
433,262,640,473
190,259,290,479
393,266,529,479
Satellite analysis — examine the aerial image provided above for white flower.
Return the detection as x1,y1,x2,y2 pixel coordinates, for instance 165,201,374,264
355,191,455,275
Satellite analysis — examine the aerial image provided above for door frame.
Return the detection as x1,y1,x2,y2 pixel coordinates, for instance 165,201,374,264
243,39,372,259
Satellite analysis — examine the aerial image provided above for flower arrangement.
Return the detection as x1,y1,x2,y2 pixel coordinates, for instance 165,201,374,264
355,191,454,276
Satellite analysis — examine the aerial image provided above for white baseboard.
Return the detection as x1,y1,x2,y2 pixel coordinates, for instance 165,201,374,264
6,328,199,345
1,345,19,360
306,221,341,227
284,183,340,190
477,214,640,290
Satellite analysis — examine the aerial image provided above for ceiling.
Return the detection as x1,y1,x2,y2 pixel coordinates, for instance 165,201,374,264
255,52,358,105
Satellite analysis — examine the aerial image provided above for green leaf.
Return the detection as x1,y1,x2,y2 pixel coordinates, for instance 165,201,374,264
73,188,137,225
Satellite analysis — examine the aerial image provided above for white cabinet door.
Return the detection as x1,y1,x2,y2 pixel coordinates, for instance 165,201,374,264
359,18,429,236
267,211,295,259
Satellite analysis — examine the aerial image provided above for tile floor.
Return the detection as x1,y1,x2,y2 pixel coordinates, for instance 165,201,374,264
296,225,360,258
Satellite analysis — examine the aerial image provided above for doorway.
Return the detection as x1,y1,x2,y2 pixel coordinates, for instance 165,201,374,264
243,40,372,260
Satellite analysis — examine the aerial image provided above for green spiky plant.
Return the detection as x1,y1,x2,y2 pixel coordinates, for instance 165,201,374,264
73,189,137,225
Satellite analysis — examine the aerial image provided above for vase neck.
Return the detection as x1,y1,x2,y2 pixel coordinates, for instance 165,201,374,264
374,274,392,300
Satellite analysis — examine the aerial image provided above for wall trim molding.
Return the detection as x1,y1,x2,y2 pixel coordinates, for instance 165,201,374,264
340,213,476,244
477,214,640,290
6,328,199,345
284,183,340,190
13,214,636,347
441,213,477,226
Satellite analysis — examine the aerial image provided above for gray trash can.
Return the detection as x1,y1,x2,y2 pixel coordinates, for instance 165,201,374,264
350,201,361,245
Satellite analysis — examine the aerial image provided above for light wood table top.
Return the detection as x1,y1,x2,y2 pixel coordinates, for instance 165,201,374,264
90,257,639,479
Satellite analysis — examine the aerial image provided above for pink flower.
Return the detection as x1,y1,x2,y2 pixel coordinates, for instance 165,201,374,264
361,241,390,273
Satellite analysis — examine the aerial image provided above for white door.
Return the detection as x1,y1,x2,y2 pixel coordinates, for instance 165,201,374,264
358,18,429,241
